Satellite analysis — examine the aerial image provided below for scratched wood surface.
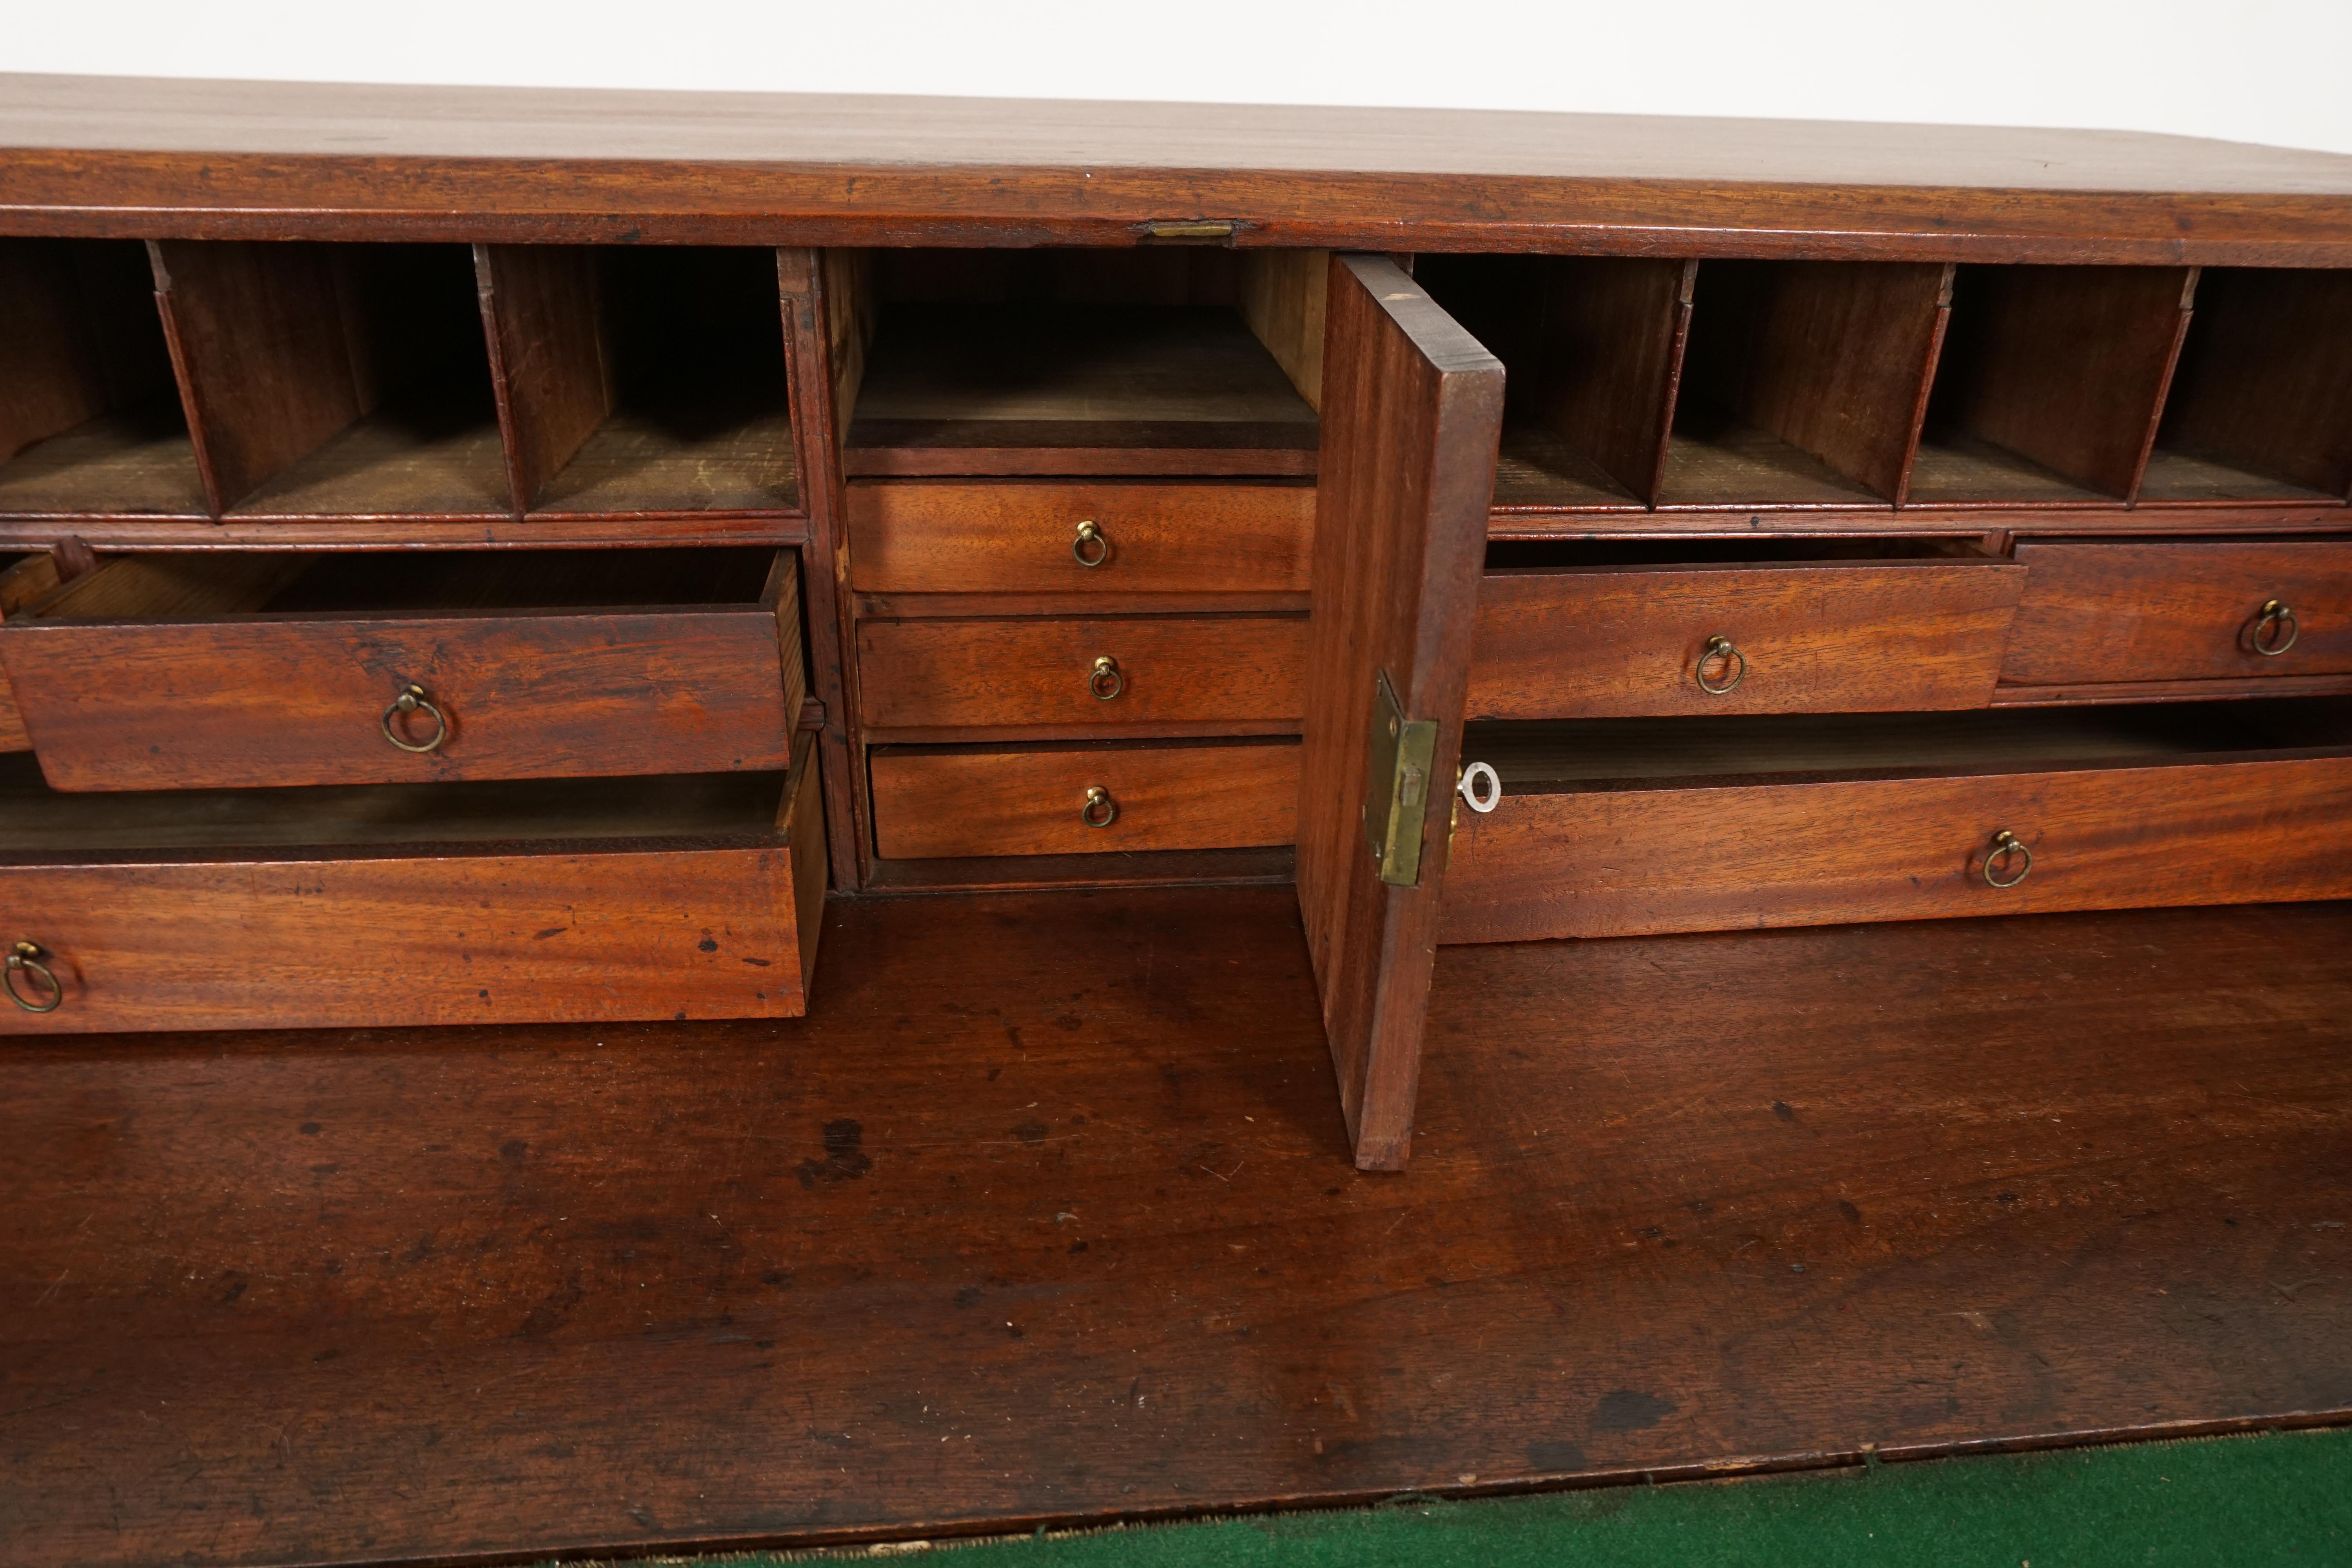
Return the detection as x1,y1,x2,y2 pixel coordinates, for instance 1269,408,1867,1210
0,887,2346,1563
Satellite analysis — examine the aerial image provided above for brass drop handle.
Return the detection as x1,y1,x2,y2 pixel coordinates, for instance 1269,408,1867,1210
1072,520,1111,568
5,941,62,1014
1089,655,1124,701
1081,786,1119,828
1982,829,2033,889
381,683,449,753
1694,634,1746,695
2250,598,2299,657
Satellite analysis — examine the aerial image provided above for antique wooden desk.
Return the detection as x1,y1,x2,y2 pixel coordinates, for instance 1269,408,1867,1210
4,76,2350,1169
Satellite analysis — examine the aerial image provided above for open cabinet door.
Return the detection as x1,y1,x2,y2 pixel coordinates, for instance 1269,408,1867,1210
1299,255,1505,1171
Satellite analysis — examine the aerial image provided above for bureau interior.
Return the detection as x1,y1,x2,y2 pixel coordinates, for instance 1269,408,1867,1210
1421,254,2352,514
149,240,508,517
24,546,783,621
0,237,204,517
839,247,1325,476
1462,697,2352,790
481,244,798,515
0,750,793,854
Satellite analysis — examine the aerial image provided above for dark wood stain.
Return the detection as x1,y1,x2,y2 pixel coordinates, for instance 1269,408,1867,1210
1,887,2346,1563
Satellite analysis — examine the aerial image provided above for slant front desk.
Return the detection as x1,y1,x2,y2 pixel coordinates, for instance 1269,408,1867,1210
5,76,2352,1165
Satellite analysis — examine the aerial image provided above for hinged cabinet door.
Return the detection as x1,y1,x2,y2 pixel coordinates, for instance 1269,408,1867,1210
1298,256,1504,1170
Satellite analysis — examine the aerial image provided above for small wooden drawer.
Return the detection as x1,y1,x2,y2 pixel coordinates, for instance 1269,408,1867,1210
0,547,805,791
858,614,1307,737
1440,702,2352,944
1467,543,2026,719
846,481,1315,595
869,739,1298,859
2002,540,2352,690
0,736,825,1034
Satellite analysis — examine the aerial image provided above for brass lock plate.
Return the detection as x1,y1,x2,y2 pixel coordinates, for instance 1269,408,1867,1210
1363,669,1437,889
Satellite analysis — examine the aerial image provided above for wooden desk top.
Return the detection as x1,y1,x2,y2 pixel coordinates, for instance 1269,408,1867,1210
5,73,2352,259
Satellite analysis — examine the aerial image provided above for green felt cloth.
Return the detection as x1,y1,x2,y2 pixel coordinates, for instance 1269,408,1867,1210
623,1426,2352,1566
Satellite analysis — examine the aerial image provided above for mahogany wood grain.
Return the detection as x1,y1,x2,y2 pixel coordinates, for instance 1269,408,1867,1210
2002,540,2352,686
476,242,610,515
869,739,1298,859
1679,260,1950,502
782,246,870,892
1468,557,2024,719
0,548,804,789
1915,265,2193,502
0,743,821,1034
2150,267,2352,501
0,239,171,463
13,78,2352,261
1239,249,1328,409
1442,716,2352,943
858,614,1306,735
846,481,1315,596
149,238,361,513
1295,255,1503,1170
2,885,2348,1562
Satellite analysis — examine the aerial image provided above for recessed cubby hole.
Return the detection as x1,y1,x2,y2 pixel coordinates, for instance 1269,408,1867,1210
1907,265,2192,506
1416,253,1681,510
0,240,203,517
2140,268,2352,505
837,248,1324,477
1659,260,1947,509
149,241,507,517
479,246,798,515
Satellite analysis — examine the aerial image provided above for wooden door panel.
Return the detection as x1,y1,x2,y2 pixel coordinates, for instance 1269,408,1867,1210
1295,255,1504,1169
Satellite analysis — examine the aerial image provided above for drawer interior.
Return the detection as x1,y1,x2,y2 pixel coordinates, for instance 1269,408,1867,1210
0,750,789,854
1483,537,2002,573
0,238,206,517
24,546,784,622
1463,697,2352,792
840,248,1324,476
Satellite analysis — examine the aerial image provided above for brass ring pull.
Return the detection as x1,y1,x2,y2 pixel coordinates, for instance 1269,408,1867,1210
1081,786,1119,829
5,941,62,1014
1089,655,1124,701
381,683,449,754
1982,829,2033,889
1072,520,1111,568
1695,635,1746,695
2250,599,2299,657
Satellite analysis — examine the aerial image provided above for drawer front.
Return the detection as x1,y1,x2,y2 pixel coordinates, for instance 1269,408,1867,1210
847,482,1315,595
1440,754,2352,944
871,741,1299,858
859,615,1307,734
2004,541,2352,686
0,670,23,753
0,552,59,754
1468,561,2026,720
0,851,800,1034
3,608,800,791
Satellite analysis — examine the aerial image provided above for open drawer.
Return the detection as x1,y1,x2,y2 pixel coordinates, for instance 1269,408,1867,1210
1468,540,2026,720
0,552,64,753
0,734,825,1033
1440,700,2352,943
0,547,805,790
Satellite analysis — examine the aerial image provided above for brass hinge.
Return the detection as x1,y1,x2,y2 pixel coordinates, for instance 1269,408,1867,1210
1136,218,1241,244
1363,669,1438,888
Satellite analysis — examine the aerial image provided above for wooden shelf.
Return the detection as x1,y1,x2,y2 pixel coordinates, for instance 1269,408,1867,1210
0,400,206,517
530,399,797,515
225,376,508,518
847,305,1319,477
1904,429,2112,507
1656,409,1889,509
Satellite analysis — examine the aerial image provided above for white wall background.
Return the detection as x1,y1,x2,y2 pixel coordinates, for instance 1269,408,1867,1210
13,0,2352,156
